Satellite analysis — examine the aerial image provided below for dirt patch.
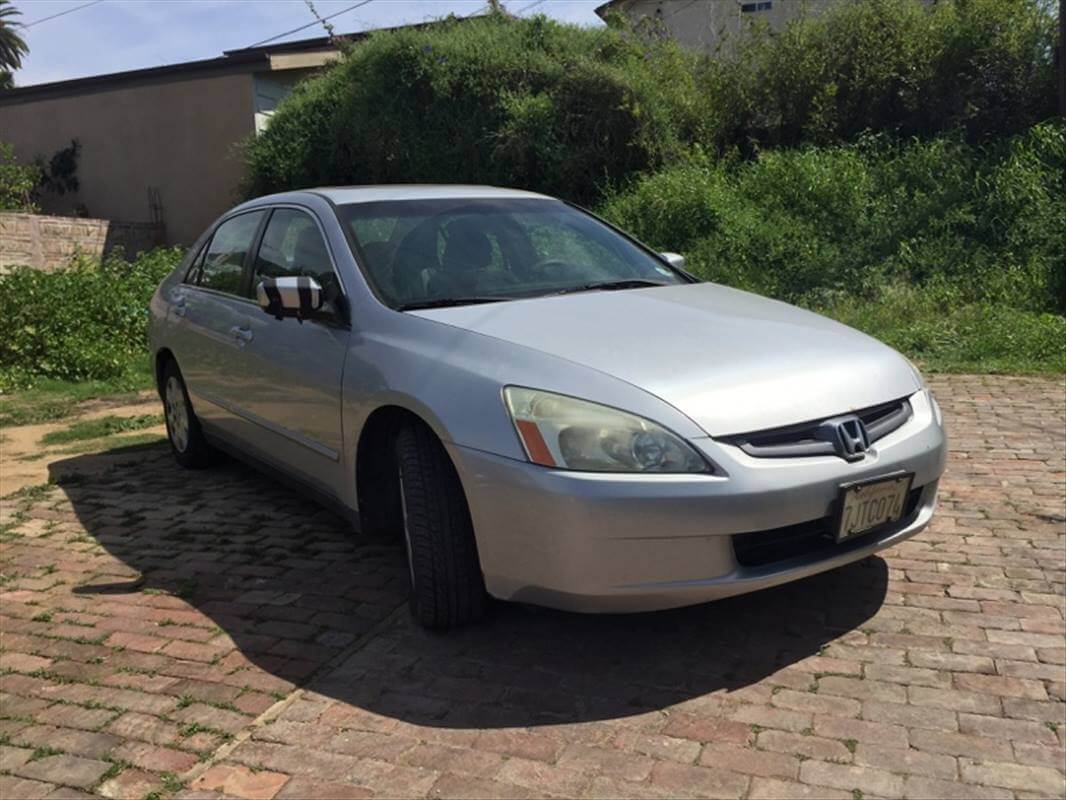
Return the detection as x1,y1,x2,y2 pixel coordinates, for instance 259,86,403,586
0,395,167,496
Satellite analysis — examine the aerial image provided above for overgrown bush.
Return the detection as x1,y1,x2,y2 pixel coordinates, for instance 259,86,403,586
703,0,1057,152
247,0,1057,204
0,248,182,389
0,141,40,212
600,122,1066,313
244,12,713,203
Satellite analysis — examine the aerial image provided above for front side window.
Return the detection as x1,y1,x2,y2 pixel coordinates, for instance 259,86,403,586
198,211,266,295
184,240,208,283
252,208,338,297
336,198,686,309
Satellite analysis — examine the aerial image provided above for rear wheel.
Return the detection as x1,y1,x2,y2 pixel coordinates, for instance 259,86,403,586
162,361,214,469
395,422,487,629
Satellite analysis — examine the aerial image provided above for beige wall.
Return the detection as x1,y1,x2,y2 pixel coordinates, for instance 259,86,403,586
0,71,255,245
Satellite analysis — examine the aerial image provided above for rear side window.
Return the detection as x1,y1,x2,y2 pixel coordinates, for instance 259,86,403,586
197,211,266,295
252,208,338,296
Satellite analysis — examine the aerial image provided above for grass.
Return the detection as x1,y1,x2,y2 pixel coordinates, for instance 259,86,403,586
161,772,185,793
809,287,1066,375
4,481,56,502
15,436,163,462
95,758,132,786
29,745,63,761
40,413,163,446
0,366,154,428
142,772,186,797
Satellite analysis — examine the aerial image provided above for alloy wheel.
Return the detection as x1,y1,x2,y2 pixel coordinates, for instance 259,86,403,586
165,376,190,453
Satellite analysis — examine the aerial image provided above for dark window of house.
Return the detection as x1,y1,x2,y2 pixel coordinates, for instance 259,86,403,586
198,211,266,295
252,208,338,297
741,1,772,12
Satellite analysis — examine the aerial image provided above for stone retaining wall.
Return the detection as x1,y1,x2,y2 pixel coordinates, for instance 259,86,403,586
0,212,164,273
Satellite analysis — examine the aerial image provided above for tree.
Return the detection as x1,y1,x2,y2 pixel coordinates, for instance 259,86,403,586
0,0,28,89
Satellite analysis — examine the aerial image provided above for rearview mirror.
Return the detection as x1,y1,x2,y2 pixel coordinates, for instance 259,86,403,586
256,276,325,321
660,252,685,271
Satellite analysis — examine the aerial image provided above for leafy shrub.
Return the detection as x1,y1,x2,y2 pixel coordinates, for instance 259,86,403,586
0,141,40,212
703,0,1057,152
810,285,1066,374
244,12,713,203
0,247,182,389
247,0,1056,205
600,122,1066,313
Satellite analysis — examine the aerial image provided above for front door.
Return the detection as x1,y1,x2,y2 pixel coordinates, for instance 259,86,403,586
235,207,350,496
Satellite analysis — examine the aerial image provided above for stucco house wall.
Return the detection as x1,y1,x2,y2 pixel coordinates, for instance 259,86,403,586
0,70,255,246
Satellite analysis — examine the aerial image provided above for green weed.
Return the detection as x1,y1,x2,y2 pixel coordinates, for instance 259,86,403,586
41,414,163,445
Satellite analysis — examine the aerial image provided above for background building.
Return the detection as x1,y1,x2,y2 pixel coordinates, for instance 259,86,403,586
595,0,933,55
0,35,343,245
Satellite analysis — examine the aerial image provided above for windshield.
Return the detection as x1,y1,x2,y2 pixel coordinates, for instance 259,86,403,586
336,198,687,309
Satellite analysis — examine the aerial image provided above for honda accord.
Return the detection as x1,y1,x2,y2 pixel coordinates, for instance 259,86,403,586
149,186,947,628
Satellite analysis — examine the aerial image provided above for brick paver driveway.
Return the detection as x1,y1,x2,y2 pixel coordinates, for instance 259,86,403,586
1,374,1063,800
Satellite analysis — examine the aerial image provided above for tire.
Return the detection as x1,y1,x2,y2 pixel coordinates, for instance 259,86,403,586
161,360,214,469
395,422,487,629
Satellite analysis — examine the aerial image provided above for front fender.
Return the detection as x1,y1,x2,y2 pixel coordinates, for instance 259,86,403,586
341,311,710,467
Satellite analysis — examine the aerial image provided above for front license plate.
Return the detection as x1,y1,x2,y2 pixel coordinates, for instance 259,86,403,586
836,473,913,542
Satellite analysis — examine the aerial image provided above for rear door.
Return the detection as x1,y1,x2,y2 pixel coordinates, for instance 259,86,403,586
169,209,267,444
235,206,350,495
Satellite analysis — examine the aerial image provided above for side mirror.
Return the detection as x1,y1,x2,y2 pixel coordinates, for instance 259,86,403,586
256,276,325,321
660,252,685,271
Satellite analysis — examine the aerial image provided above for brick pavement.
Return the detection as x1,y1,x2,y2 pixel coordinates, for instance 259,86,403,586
0,374,1063,799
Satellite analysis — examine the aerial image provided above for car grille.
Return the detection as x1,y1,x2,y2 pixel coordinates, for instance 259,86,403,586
732,486,924,568
721,397,912,459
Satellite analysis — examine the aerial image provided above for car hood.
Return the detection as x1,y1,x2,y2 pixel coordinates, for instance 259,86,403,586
411,283,920,437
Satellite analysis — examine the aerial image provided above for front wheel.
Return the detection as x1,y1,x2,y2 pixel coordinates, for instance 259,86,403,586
162,361,214,469
395,423,487,629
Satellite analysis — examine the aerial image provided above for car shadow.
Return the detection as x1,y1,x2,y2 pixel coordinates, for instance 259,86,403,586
49,445,888,729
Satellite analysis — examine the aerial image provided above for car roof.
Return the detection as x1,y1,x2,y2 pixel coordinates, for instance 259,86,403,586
303,184,554,204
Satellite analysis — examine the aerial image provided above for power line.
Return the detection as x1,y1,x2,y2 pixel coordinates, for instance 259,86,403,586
660,0,701,23
470,0,547,20
23,0,105,29
515,0,549,15
246,0,374,48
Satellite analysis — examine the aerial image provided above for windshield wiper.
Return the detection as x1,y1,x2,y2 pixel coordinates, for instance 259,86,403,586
549,279,671,296
398,280,671,309
396,296,514,311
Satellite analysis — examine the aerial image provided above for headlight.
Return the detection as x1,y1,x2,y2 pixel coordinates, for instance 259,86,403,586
503,387,710,473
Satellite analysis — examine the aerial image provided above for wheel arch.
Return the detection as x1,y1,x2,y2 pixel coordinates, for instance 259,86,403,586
154,348,176,397
355,404,446,536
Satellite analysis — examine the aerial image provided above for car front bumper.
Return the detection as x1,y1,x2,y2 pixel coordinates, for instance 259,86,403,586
448,390,947,613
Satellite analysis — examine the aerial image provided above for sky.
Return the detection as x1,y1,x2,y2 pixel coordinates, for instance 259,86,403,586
12,0,606,87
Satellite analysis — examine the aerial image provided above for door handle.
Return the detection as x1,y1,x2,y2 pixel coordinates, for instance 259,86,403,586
229,325,253,343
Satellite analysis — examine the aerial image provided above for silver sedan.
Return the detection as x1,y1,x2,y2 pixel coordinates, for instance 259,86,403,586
149,185,947,629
